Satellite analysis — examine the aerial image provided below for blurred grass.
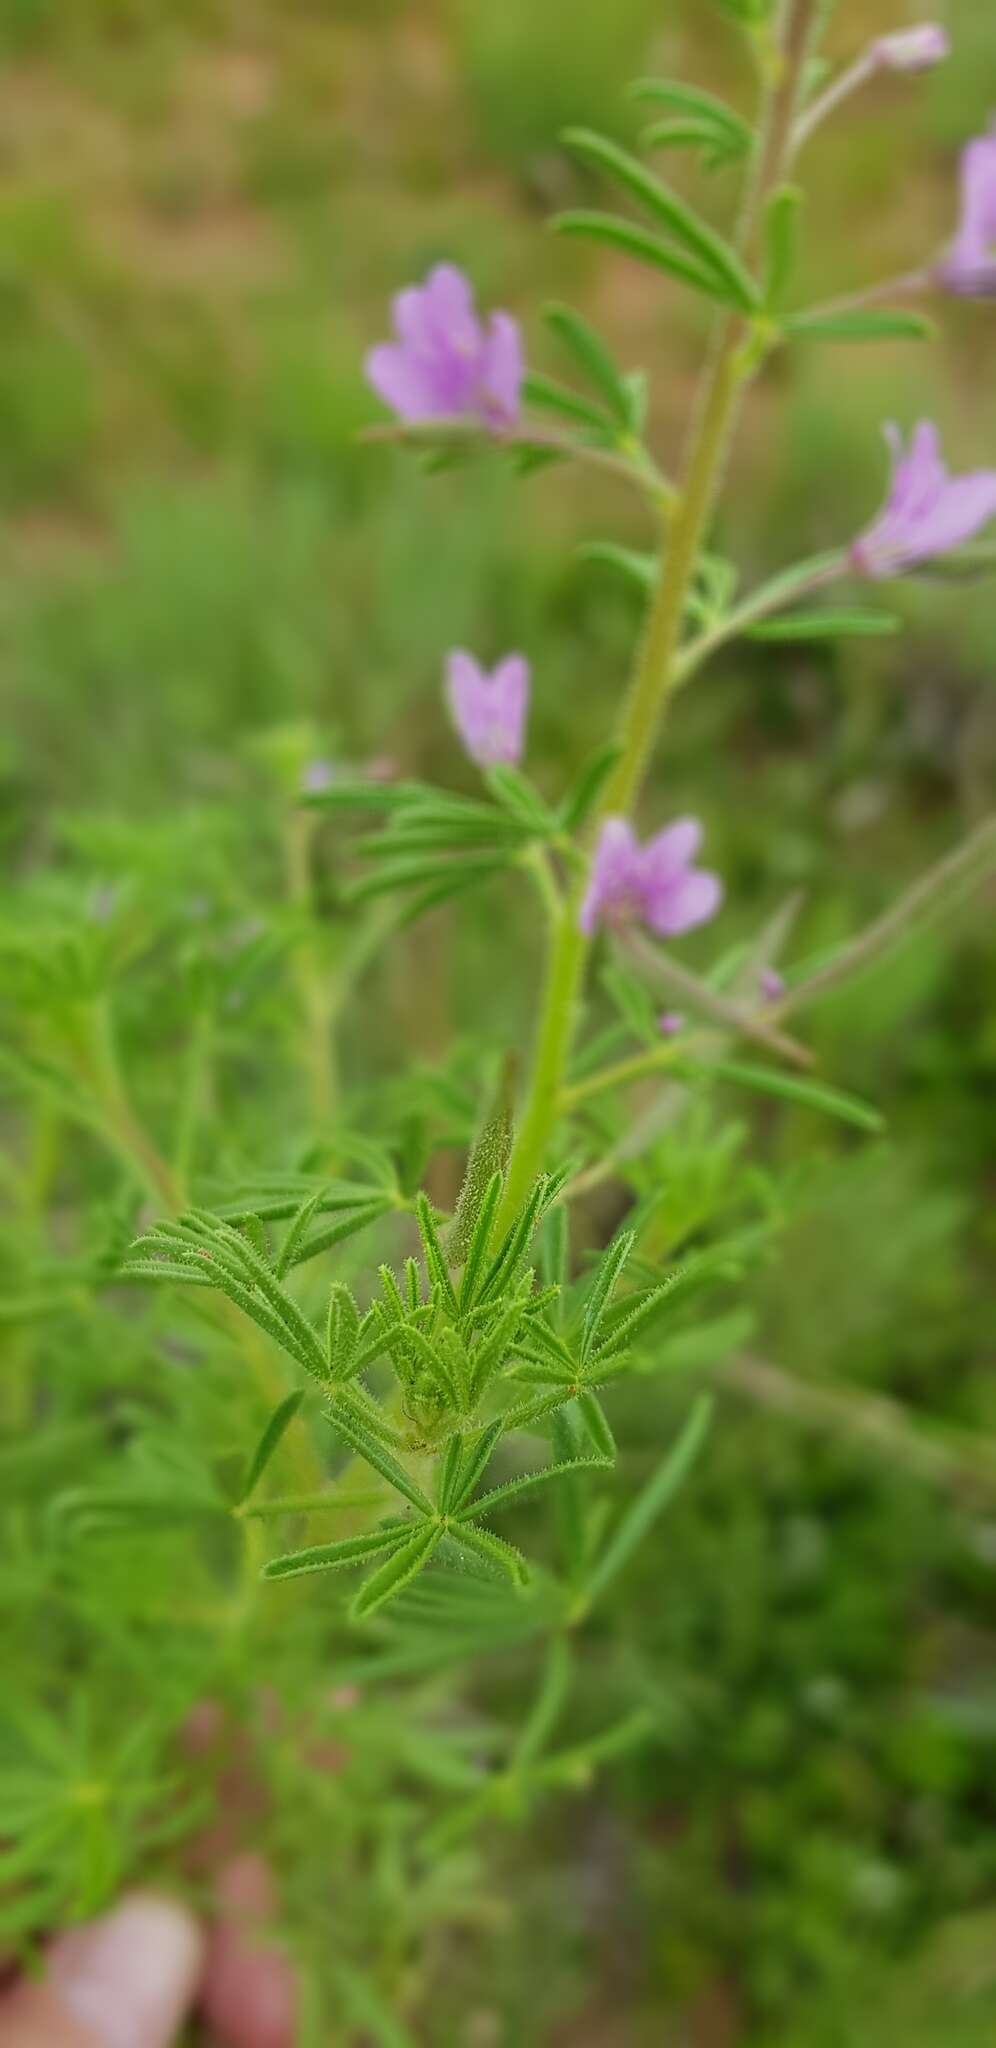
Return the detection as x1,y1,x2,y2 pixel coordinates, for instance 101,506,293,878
1,1,995,2042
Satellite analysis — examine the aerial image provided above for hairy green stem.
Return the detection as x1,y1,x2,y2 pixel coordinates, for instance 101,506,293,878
500,0,820,1222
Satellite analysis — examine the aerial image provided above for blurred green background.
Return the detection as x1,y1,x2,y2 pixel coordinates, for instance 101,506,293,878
2,0,995,2042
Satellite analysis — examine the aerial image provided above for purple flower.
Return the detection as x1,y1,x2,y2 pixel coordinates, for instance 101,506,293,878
760,969,785,1003
659,1010,685,1036
302,758,337,794
445,649,530,769
579,817,722,940
938,123,996,299
871,24,949,72
851,423,996,578
365,264,522,431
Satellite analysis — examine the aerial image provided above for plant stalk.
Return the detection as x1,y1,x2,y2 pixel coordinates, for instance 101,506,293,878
499,0,820,1223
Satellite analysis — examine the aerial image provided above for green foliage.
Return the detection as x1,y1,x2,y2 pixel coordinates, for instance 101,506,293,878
2,2,996,2042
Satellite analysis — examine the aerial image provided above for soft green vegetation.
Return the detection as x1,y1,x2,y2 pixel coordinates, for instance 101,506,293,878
2,2,995,2043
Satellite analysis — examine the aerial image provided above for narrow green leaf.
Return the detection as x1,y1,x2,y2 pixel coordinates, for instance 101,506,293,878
350,1521,443,1619
448,1520,530,1586
334,1961,418,2048
458,1456,611,1524
325,1282,361,1378
553,211,734,304
240,1389,307,1503
212,1223,328,1378
479,1176,550,1301
763,184,802,312
746,609,900,642
508,1362,573,1389
274,1189,327,1279
558,741,624,833
577,1389,616,1460
130,1237,319,1374
283,1201,390,1273
689,1055,885,1132
214,1179,385,1224
579,1231,635,1365
640,115,733,157
628,76,752,155
436,1434,465,1513
561,129,759,309
415,1192,459,1316
262,1521,408,1582
538,1709,654,1786
449,1058,515,1269
542,301,633,425
522,369,611,434
377,1315,461,1412
786,307,935,344
120,1256,215,1289
485,765,557,835
344,856,510,904
457,1170,505,1311
584,1396,713,1608
513,1635,572,1768
303,778,427,813
578,541,656,594
500,1386,578,1433
450,1419,505,1511
538,1200,569,1309
593,1280,677,1362
326,1396,435,1514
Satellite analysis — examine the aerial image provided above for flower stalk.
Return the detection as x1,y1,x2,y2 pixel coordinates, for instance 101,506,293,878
498,0,821,1225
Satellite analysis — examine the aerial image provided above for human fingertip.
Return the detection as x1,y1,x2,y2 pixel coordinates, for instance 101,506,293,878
47,1893,204,2048
201,1856,296,2048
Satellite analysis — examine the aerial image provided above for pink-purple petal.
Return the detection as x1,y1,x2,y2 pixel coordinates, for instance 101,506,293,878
445,648,530,769
646,867,723,937
366,263,523,432
642,817,702,885
939,126,996,298
854,422,996,576
579,815,721,942
481,312,523,428
364,344,436,422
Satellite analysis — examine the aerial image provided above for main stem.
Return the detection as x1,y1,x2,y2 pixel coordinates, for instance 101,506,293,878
499,0,819,1224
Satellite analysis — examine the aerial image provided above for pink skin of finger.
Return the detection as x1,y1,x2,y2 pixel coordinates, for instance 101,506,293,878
0,1895,204,2048
200,1856,296,2048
